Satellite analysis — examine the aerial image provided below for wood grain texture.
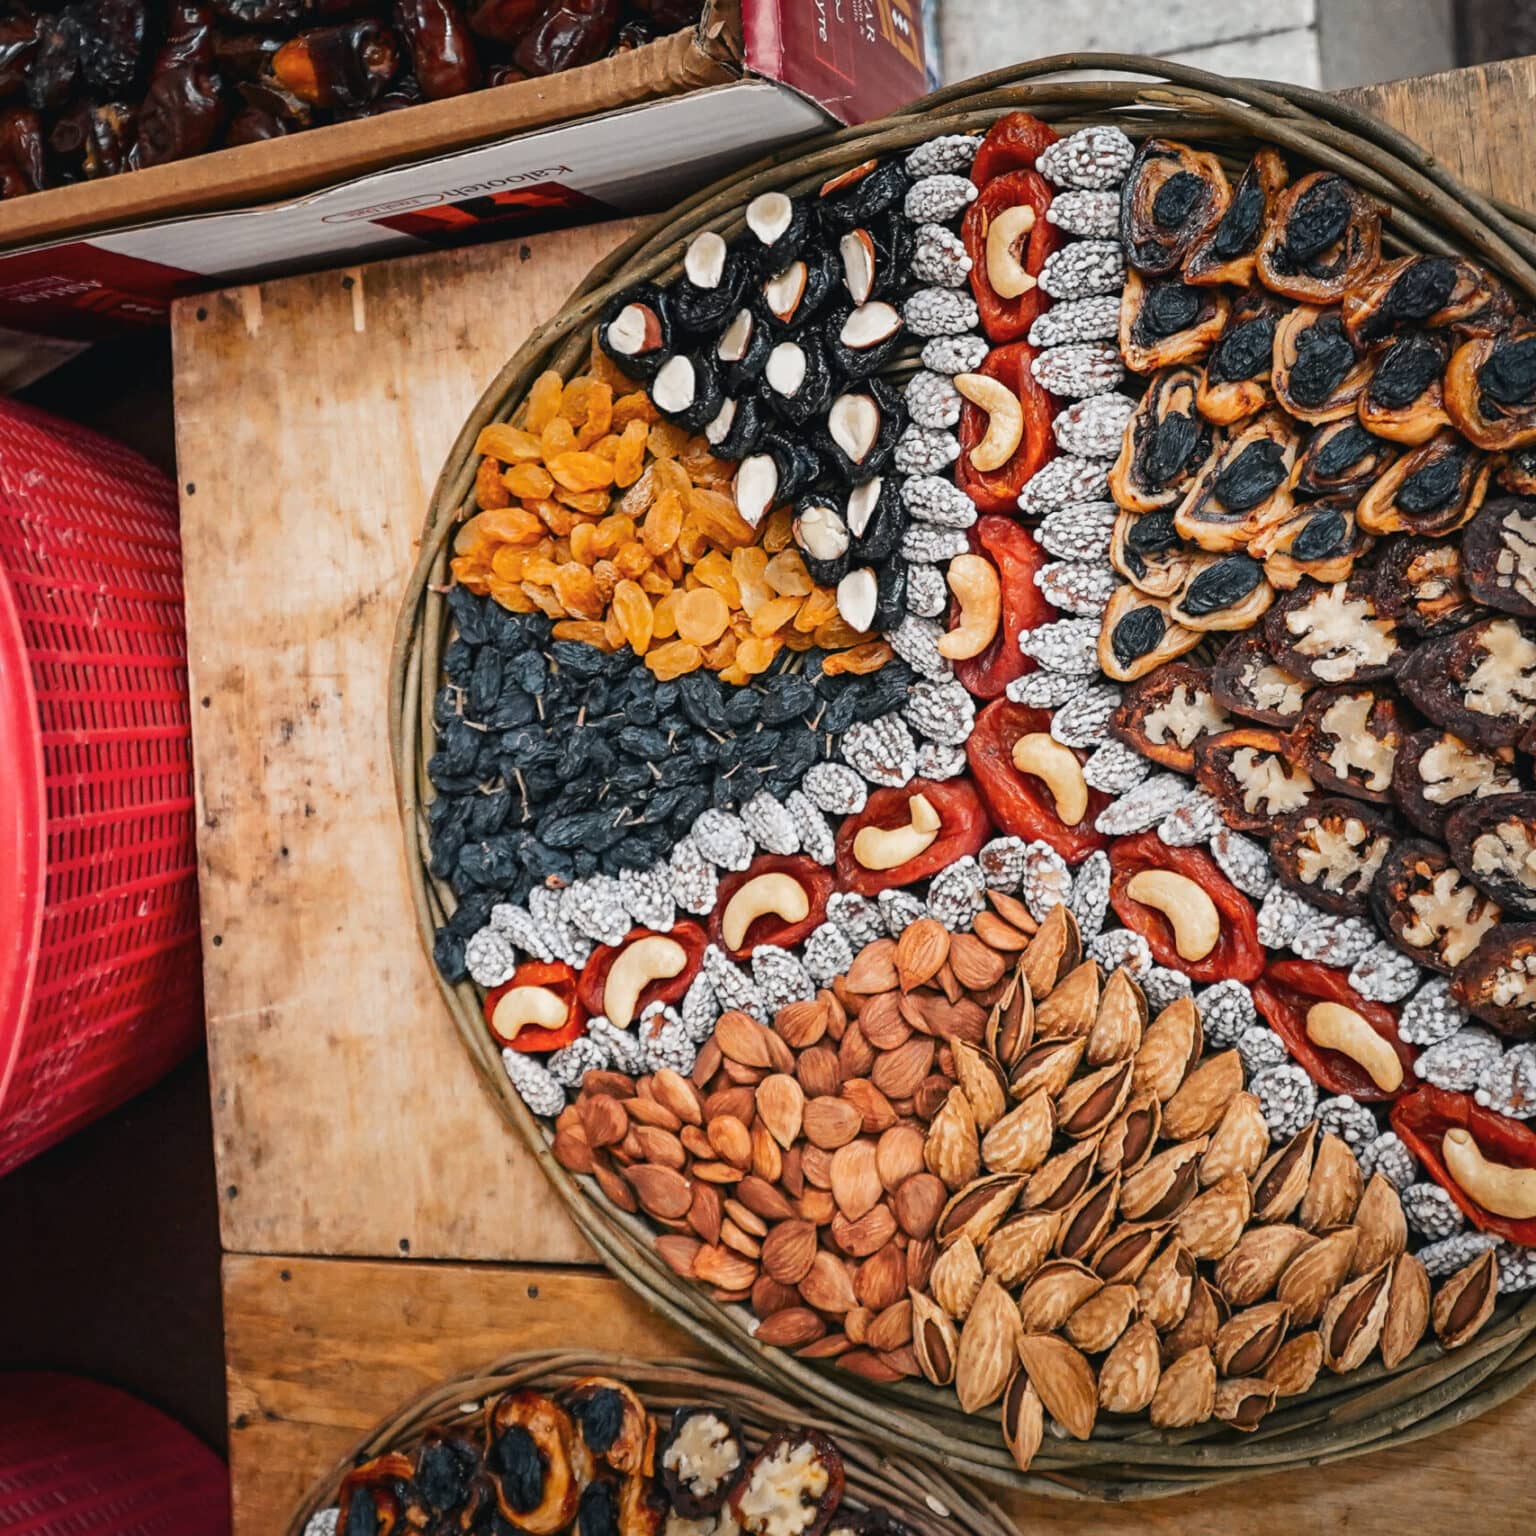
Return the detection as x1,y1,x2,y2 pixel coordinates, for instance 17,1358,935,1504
226,1256,1536,1536
172,226,637,1264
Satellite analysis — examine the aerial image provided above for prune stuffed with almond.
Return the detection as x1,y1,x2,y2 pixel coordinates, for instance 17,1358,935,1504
1392,727,1523,840
1358,330,1450,444
1119,271,1228,372
659,1407,745,1517
1446,794,1536,917
1272,306,1372,424
816,156,908,233
1110,508,1203,598
1291,685,1406,803
1265,574,1402,685
1357,430,1492,538
1210,629,1313,726
1174,409,1299,554
1120,137,1231,276
1185,148,1289,288
598,284,673,380
1110,661,1231,772
563,1379,654,1476
1373,838,1503,974
1167,552,1274,631
1460,497,1536,617
1288,420,1398,501
1097,584,1201,682
1256,171,1381,304
1397,614,1536,750
1445,329,1536,450
1452,923,1536,1037
1250,496,1373,590
1270,797,1395,915
728,1430,845,1536
1109,365,1218,513
1197,291,1286,425
1366,533,1476,636
1343,253,1511,345
1195,727,1317,833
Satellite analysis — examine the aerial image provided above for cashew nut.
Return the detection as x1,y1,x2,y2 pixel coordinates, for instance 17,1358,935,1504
853,792,941,871
721,872,809,950
1010,732,1088,826
1304,1001,1404,1093
491,985,570,1042
1123,869,1221,962
937,554,1001,660
985,203,1038,300
953,373,1023,472
603,935,688,1029
1443,1127,1536,1218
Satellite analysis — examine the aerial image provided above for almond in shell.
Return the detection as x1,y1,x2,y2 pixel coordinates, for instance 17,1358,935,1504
1056,1174,1122,1263
1299,1131,1363,1231
1025,1138,1100,1213
910,1288,959,1385
1149,1344,1216,1428
1019,905,1080,1000
924,1087,981,1190
1092,1219,1173,1284
1432,1249,1498,1349
1213,1300,1291,1377
1161,1277,1226,1364
1000,1368,1044,1472
1096,1093,1161,1176
1215,1224,1314,1308
1055,1059,1134,1140
952,1039,1009,1131
1017,1259,1104,1333
1064,1283,1138,1353
1086,967,1147,1065
1016,1331,1098,1440
928,1232,985,1318
1119,1140,1206,1223
1214,1376,1278,1432
1162,1050,1243,1141
1263,1330,1323,1396
1009,1036,1086,1101
1176,1170,1252,1260
955,1275,1021,1413
1380,1251,1431,1368
1351,1172,1408,1276
1136,1238,1196,1330
1034,960,1100,1038
1277,1225,1359,1326
1131,996,1203,1103
1199,1091,1270,1186
1098,1317,1161,1413
981,1089,1055,1175
986,974,1035,1067
981,1208,1061,1287
937,1171,1026,1249
1249,1121,1317,1223
1321,1262,1392,1371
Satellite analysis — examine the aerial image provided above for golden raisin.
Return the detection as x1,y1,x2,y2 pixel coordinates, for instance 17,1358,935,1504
732,547,773,616
552,563,602,619
613,541,653,579
591,433,622,462
540,417,577,458
524,371,564,432
701,631,738,669
781,628,818,652
735,635,780,674
555,487,612,515
486,578,532,609
814,615,870,649
612,391,658,429
452,557,491,595
750,594,803,636
603,608,625,651
475,424,543,462
677,521,711,564
504,463,555,499
639,568,674,596
717,663,749,686
592,514,636,558
533,500,577,537
616,463,656,520
523,556,562,586
568,521,599,565
552,619,612,648
794,587,840,631
691,550,741,606
822,640,894,675
688,486,756,550
547,451,616,494
476,456,512,509
761,506,794,553
675,587,731,645
652,589,681,640
490,546,529,581
642,490,683,555
648,421,691,460
590,560,619,607
764,549,813,596
612,578,654,655
613,420,649,488
521,581,565,619
646,639,703,679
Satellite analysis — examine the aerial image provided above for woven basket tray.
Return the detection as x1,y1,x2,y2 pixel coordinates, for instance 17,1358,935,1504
284,1350,1017,1536
391,54,1536,1499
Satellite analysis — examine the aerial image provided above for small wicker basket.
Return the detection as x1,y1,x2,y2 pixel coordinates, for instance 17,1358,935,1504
391,55,1536,1498
284,1350,1017,1536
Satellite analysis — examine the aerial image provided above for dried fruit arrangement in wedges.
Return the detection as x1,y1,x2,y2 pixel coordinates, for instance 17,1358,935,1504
302,1373,909,1536
420,108,1536,1460
0,0,707,197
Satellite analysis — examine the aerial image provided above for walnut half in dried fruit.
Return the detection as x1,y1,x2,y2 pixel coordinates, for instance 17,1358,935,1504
1397,615,1536,750
1270,798,1395,916
1372,838,1503,975
1452,922,1536,1037
1446,794,1536,918
1291,686,1406,803
1195,728,1316,834
1111,662,1231,773
1391,728,1522,840
1264,574,1401,686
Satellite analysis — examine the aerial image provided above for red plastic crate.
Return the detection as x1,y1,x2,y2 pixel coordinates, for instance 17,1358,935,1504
0,1373,229,1535
0,399,202,1177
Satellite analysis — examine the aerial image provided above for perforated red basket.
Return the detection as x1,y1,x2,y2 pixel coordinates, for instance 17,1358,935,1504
0,399,202,1178
0,1373,230,1534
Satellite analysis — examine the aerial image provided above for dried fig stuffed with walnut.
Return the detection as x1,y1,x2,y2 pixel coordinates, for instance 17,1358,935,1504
1460,497,1536,618
1392,728,1522,841
1196,728,1317,833
1111,661,1231,773
1396,615,1536,750
1210,629,1313,727
1446,794,1536,918
1372,838,1503,974
1270,798,1395,916
1291,686,1407,803
1452,923,1536,1037
1264,574,1402,685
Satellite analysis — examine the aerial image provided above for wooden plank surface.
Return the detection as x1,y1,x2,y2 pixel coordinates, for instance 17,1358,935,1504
227,1256,1536,1536
173,226,636,1264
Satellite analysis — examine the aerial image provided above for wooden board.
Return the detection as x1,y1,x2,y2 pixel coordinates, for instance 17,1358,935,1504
174,226,636,1264
227,1256,1536,1536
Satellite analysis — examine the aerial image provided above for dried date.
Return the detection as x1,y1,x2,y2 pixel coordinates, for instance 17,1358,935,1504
515,0,621,77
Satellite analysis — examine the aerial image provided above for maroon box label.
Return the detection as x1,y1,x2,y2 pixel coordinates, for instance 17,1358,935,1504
0,243,196,339
745,0,932,126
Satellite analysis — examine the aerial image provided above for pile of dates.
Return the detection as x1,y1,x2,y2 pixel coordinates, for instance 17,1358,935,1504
0,0,702,196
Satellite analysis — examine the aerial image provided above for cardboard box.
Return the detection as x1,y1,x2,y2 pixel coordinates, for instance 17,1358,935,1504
0,0,935,342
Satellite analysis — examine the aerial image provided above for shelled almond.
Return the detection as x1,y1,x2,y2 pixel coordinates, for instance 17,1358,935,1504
553,899,1497,1454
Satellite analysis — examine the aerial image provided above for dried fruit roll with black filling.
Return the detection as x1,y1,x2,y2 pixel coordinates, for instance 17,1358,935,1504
483,1391,584,1534
1119,271,1228,372
1446,329,1536,450
1097,584,1202,682
1250,495,1373,590
1184,148,1290,287
1342,253,1512,346
1356,430,1492,538
1109,364,1219,513
1271,306,1372,424
1288,419,1398,500
1255,171,1382,304
1120,137,1232,276
564,1378,656,1476
1197,291,1288,425
1174,409,1300,554
1358,330,1451,444
1111,507,1205,598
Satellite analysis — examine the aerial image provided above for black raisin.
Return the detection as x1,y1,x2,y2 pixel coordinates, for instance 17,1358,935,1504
447,584,488,645
487,691,536,730
447,890,496,939
1152,170,1203,230
1210,171,1266,258
1284,177,1351,262
491,1426,545,1514
1112,604,1166,666
416,1441,473,1511
1215,440,1287,511
1140,281,1201,339
1479,335,1536,406
1126,509,1179,554
507,650,547,694
551,640,608,676
1182,556,1261,615
1291,507,1349,559
678,672,724,729
1369,333,1441,408
759,675,817,724
433,927,468,984
467,790,512,839
345,1490,382,1536
574,851,600,878
443,638,476,684
1311,423,1373,479
1384,257,1457,324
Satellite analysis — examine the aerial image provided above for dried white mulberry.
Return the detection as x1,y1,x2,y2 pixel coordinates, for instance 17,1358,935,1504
902,473,978,528
669,836,720,916
1414,1027,1505,1092
903,174,977,225
618,863,675,934
1157,787,1225,847
889,615,954,679
1029,295,1121,349
1050,682,1121,748
640,1005,697,1075
680,970,721,1043
1198,978,1257,1048
752,945,815,1014
490,901,556,963
693,809,755,872
893,425,962,476
1398,976,1468,1047
978,835,1029,892
903,285,979,337
1315,1094,1380,1150
466,925,518,988
1038,240,1126,302
802,921,855,987
547,1034,608,1088
1476,1041,1536,1119
1250,1063,1318,1141
1033,343,1125,399
1082,739,1152,794
1087,926,1153,977
1348,941,1421,1004
1036,125,1135,191
1418,1231,1498,1279
1358,1130,1416,1190
1289,911,1376,968
1256,885,1317,949
1401,1180,1466,1241
905,563,948,618
529,885,593,968
905,134,980,178
1238,1024,1289,1076
801,762,868,817
1020,839,1072,922
740,790,800,857
1053,392,1137,459
842,712,918,786
916,741,968,780
901,522,971,563
910,223,973,288
1018,616,1101,674
879,887,929,936
786,790,835,866
588,1016,644,1075
828,891,883,948
1069,850,1111,939
562,876,631,947
905,368,962,429
1006,668,1084,708
1209,829,1274,901
703,943,767,1022
1141,966,1194,1013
